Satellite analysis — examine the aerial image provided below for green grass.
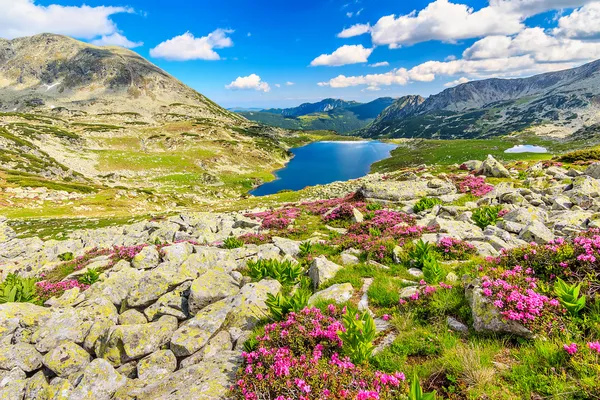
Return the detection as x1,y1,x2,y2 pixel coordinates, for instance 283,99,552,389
371,137,560,172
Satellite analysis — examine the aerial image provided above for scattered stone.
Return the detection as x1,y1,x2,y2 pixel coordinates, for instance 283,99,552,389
43,341,91,378
188,269,240,315
308,283,354,305
407,268,424,278
308,256,343,289
0,343,42,372
447,317,469,334
131,246,160,269
137,350,177,381
477,155,511,178
118,309,147,325
69,359,126,400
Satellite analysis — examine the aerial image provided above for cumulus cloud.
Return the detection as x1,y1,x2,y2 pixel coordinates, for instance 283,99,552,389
321,2,600,90
553,2,600,39
369,61,390,67
352,0,597,48
0,0,134,40
226,74,270,92
337,23,371,38
444,77,470,87
91,32,142,48
310,44,373,66
286,81,295,86
463,27,600,62
150,29,233,61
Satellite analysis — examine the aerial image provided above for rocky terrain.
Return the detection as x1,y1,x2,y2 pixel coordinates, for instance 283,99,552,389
2,153,600,399
359,59,600,139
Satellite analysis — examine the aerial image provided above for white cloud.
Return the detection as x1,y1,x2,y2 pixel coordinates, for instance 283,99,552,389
444,77,470,87
286,81,295,86
91,32,142,48
226,74,270,92
310,44,373,66
369,61,390,67
275,83,281,88
356,0,597,48
346,12,354,18
321,3,600,90
553,2,600,39
150,29,233,61
463,27,600,62
337,23,371,38
0,0,134,40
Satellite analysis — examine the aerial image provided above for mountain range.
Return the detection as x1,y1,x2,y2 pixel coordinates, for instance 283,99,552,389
238,97,395,133
359,59,600,139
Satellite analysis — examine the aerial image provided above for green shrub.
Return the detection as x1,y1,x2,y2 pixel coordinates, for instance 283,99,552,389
408,239,438,269
338,309,376,364
413,197,443,213
366,202,383,211
471,205,504,229
265,290,311,321
422,256,445,284
554,278,586,316
78,268,101,286
298,241,313,257
246,259,304,285
0,274,39,304
223,237,244,249
58,252,74,261
409,373,437,400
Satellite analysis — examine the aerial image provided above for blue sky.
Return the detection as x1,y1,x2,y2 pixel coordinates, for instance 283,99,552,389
3,0,600,108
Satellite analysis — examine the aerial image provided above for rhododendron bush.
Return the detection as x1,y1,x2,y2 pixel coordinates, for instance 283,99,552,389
334,210,434,260
480,265,563,333
492,230,600,292
231,307,407,400
450,174,494,197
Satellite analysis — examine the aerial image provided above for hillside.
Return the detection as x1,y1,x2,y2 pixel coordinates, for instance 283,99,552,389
359,60,600,139
0,34,313,219
239,97,395,133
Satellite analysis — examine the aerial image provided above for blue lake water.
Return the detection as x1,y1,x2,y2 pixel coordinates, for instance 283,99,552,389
251,141,397,196
504,144,548,153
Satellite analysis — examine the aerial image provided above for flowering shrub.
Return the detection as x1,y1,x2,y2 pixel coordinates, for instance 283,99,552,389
333,210,431,260
451,175,494,197
480,265,563,332
36,279,89,302
237,233,272,245
231,307,407,400
436,237,476,260
564,343,578,355
246,207,301,229
112,244,147,261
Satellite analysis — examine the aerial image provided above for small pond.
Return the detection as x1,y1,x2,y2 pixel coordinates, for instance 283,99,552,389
504,144,548,153
251,141,397,196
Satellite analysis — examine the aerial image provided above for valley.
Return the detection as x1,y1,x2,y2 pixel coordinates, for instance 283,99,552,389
2,30,600,400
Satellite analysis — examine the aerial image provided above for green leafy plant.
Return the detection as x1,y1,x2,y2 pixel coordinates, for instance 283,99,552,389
554,278,586,316
58,252,74,261
338,309,376,364
366,202,383,211
246,259,304,285
223,237,244,249
243,337,259,352
408,239,438,269
299,241,313,258
0,274,39,304
422,256,445,284
78,268,101,286
265,290,311,321
413,197,443,213
409,373,437,400
471,205,504,229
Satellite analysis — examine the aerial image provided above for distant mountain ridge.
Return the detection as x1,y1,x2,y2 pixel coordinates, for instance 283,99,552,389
239,97,395,133
359,59,600,139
